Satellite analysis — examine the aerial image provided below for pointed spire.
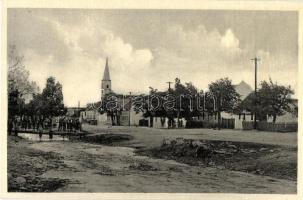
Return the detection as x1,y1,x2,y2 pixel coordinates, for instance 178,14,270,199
103,57,110,81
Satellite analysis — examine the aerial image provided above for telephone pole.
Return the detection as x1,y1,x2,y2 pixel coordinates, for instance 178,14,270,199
251,57,260,129
129,92,131,126
166,81,173,92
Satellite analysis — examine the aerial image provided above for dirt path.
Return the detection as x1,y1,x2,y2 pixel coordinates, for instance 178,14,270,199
28,140,296,193
82,124,297,149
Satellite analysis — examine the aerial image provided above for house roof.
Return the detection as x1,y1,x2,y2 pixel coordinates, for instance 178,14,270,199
233,81,253,100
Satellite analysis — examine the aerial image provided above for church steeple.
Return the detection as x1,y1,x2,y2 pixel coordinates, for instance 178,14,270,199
101,57,112,98
103,57,110,81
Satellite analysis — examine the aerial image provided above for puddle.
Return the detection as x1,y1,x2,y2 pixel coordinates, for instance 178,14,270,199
20,133,69,141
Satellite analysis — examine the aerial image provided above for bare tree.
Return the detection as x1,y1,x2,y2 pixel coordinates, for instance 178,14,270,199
8,45,39,97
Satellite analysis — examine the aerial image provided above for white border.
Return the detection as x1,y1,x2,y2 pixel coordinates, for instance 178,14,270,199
1,1,303,199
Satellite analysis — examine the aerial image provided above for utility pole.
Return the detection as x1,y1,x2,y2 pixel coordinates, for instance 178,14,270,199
166,81,173,92
129,92,131,126
78,101,80,118
251,57,260,129
166,81,173,128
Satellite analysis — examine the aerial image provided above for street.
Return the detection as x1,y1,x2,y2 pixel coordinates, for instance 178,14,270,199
8,125,297,193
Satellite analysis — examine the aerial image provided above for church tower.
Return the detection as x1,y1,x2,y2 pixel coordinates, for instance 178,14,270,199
101,57,112,98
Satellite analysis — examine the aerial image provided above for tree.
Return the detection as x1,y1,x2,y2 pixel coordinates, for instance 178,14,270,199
8,90,24,119
173,78,200,120
240,92,267,121
8,45,39,97
257,79,294,123
40,77,65,131
208,78,241,129
8,45,39,120
147,89,168,127
143,78,204,127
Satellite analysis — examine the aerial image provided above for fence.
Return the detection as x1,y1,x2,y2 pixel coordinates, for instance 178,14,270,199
242,121,254,130
186,118,235,129
242,121,298,132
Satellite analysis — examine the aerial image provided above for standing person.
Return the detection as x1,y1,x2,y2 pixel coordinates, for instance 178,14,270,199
73,119,77,132
20,116,24,130
24,116,28,130
14,117,19,136
28,117,32,130
58,117,62,131
8,118,13,135
75,119,80,132
39,116,44,131
32,116,36,131
49,131,53,140
62,117,66,132
36,116,41,131
71,119,75,132
69,119,73,132
38,122,43,141
79,118,82,132
66,118,69,132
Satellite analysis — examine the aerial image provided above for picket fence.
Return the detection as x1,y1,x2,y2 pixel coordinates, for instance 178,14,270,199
242,121,297,132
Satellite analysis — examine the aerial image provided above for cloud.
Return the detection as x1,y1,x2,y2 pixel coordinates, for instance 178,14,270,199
149,25,246,91
151,24,298,95
8,10,298,106
8,12,71,65
10,13,154,106
221,29,240,49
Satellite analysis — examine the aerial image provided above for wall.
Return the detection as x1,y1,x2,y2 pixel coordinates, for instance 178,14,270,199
267,112,298,123
120,110,144,126
97,113,110,125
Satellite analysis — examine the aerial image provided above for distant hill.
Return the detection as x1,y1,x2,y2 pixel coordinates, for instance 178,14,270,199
234,81,253,100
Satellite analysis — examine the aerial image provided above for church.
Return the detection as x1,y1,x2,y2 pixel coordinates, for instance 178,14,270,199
80,58,145,126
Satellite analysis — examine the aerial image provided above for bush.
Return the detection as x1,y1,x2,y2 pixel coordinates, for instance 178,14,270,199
185,121,204,128
139,119,149,127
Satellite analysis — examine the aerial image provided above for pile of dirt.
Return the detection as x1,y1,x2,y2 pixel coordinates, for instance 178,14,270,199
129,162,159,171
72,134,133,145
8,176,67,192
137,138,297,180
8,136,69,192
94,165,116,176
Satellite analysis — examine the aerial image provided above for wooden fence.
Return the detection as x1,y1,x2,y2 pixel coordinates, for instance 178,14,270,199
187,118,235,129
242,121,298,132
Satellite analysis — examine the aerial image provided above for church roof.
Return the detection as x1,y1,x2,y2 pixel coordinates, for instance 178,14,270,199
103,58,111,81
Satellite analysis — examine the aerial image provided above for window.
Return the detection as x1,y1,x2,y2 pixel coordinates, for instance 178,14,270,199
106,85,109,88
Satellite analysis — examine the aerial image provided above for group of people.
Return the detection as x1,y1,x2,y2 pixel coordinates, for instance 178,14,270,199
7,115,82,136
58,117,81,132
8,115,57,131
7,117,19,136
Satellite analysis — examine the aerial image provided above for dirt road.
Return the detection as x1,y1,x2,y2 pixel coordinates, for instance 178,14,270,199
82,124,297,148
8,127,296,194
8,134,296,193
30,141,296,193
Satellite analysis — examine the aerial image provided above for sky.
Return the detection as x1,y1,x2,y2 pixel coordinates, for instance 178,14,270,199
8,9,298,107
